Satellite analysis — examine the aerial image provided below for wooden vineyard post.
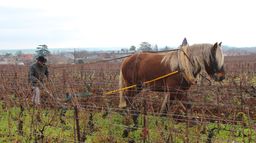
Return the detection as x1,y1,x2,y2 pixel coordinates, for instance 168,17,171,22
74,105,81,142
143,97,147,143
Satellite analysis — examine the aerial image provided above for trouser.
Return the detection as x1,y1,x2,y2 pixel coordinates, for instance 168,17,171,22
32,86,40,105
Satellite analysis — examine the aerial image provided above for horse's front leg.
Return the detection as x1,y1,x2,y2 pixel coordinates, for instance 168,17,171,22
172,92,192,122
131,104,139,129
124,88,141,129
160,93,171,116
181,92,194,125
178,92,192,112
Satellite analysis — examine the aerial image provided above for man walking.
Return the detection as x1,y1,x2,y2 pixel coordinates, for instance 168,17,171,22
28,56,49,105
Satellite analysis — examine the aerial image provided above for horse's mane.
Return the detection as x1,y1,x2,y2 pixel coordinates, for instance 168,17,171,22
178,45,197,84
161,51,179,71
189,44,213,67
161,43,223,84
189,43,224,69
160,47,196,84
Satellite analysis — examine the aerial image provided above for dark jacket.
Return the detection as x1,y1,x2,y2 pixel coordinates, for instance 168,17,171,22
28,62,49,86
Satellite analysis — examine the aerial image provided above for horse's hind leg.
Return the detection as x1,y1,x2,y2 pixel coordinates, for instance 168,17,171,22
122,108,139,138
124,90,140,128
122,90,140,137
131,103,139,129
171,92,192,122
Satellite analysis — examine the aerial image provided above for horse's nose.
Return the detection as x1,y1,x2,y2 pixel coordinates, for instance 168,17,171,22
216,72,225,81
217,74,225,81
219,76,225,81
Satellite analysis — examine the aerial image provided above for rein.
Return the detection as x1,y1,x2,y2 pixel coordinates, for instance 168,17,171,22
83,54,132,64
82,49,180,64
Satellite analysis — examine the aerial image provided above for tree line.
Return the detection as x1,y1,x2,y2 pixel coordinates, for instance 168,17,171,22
121,42,172,53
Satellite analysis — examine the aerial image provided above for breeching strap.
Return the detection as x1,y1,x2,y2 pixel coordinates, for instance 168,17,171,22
104,70,179,95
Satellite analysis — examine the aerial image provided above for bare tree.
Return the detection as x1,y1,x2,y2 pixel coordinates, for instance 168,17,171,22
139,42,152,51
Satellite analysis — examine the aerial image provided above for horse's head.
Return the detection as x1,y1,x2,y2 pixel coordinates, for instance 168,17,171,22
205,42,225,81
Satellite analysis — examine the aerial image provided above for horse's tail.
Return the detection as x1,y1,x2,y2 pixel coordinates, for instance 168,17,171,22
119,69,127,108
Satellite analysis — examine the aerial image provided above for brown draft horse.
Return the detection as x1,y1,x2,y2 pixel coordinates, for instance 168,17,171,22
119,39,225,130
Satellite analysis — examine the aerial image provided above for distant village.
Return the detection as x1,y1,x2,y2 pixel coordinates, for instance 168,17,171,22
0,49,132,65
0,44,139,65
0,42,164,65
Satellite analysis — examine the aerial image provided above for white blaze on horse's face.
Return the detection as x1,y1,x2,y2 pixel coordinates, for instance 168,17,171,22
216,42,224,70
212,42,225,81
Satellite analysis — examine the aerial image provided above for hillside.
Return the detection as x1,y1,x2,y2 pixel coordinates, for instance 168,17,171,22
1,46,256,56
223,46,256,56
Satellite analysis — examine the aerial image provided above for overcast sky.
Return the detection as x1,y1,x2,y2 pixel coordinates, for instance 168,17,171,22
0,0,255,50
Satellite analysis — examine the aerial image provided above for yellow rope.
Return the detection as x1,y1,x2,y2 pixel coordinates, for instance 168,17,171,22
104,70,179,95
143,70,179,84
104,85,136,95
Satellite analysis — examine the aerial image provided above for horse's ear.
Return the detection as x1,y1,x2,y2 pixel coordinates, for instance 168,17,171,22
181,37,188,46
219,42,222,46
212,42,218,53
